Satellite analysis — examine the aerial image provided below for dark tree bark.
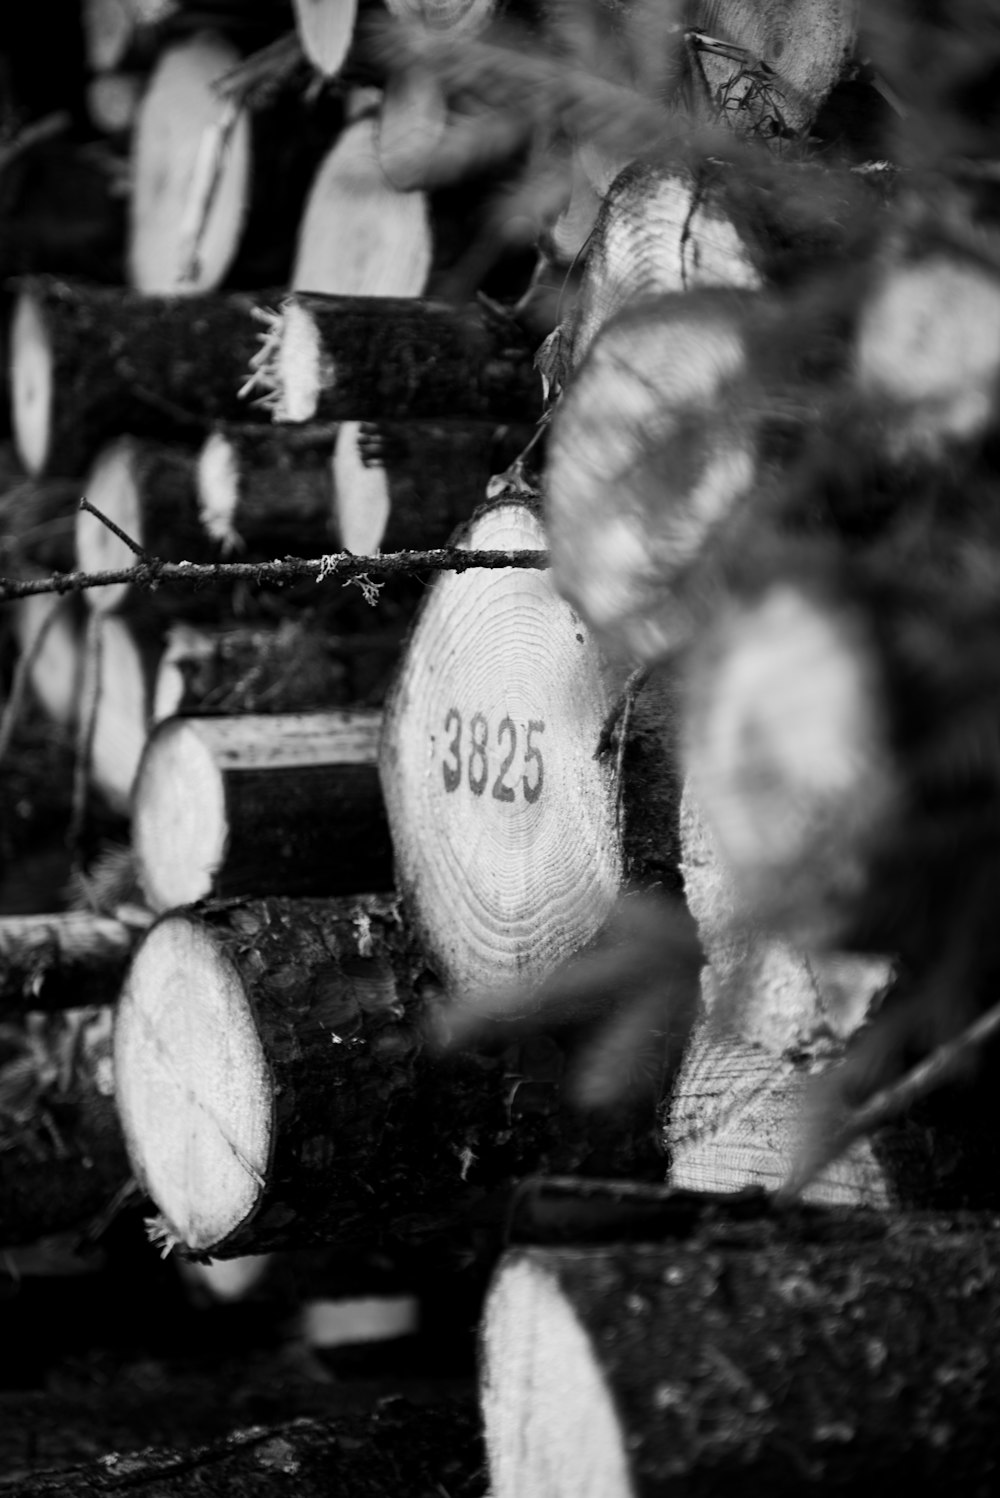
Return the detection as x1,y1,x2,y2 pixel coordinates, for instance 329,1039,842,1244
483,1208,1000,1497
113,895,667,1260
9,276,274,476
12,1396,485,1497
258,292,541,424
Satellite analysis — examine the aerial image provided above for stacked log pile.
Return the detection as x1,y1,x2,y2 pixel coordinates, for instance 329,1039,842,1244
4,0,1000,1489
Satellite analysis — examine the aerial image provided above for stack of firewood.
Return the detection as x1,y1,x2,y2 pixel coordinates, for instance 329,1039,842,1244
5,0,1000,1491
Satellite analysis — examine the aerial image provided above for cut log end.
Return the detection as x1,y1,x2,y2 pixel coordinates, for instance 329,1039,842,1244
332,420,390,554
115,916,273,1253
856,252,1000,453
132,717,228,910
196,429,242,546
683,581,897,945
76,437,143,613
546,294,756,664
275,300,322,423
292,115,433,300
380,500,623,1007
10,291,54,477
90,614,159,813
386,0,497,36
128,32,252,295
292,0,359,76
481,1254,632,1498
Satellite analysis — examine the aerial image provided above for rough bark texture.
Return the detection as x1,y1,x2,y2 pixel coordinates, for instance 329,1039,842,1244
262,292,541,423
0,913,134,1014
113,896,667,1259
483,1210,1000,1498
152,616,404,721
12,1395,485,1498
10,276,274,476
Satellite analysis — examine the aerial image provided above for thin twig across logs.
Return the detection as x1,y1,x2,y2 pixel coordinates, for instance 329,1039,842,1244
0,545,551,605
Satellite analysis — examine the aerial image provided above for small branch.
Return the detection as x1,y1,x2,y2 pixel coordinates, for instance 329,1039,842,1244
79,496,151,562
776,995,1000,1204
0,547,551,604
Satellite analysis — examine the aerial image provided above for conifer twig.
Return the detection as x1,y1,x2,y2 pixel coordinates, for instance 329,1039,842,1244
0,547,551,605
78,497,151,562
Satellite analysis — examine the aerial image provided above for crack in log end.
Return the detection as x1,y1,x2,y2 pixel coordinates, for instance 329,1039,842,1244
115,918,274,1255
275,301,324,423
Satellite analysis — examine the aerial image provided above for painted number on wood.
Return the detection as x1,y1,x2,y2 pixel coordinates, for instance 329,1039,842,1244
441,710,545,803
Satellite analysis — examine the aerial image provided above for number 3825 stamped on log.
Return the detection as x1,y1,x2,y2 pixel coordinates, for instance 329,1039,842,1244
440,709,545,804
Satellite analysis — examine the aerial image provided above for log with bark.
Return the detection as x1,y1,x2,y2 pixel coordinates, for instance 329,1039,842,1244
196,423,335,556
483,1199,1000,1497
8,276,273,477
252,291,541,423
113,895,666,1259
332,418,526,554
12,1396,485,1498
0,913,134,1015
0,1006,129,1246
379,491,683,1011
131,709,394,910
151,616,404,721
